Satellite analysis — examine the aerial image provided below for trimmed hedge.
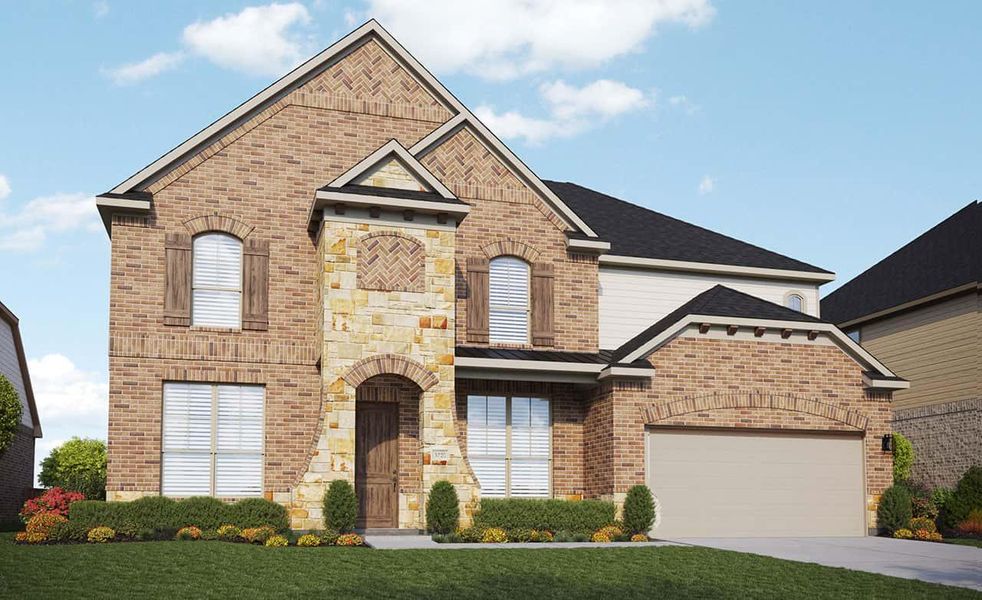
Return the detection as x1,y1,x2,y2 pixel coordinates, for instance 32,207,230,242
472,499,615,534
68,496,288,533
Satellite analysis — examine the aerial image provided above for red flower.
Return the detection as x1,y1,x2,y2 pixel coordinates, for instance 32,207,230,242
19,487,85,522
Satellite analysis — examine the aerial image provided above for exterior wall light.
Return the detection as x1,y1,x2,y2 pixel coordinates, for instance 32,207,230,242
881,434,893,453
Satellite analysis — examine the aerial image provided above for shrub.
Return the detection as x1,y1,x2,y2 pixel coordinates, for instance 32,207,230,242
944,466,982,529
908,517,936,534
175,526,202,541
931,487,954,513
530,529,553,543
426,480,459,534
320,530,340,546
893,528,913,540
455,527,483,543
591,530,612,543
228,498,289,532
25,512,67,535
596,525,623,539
877,485,912,534
323,480,358,533
87,526,115,543
48,520,88,543
623,485,656,535
265,535,289,547
171,496,228,530
201,529,219,541
15,531,46,544
911,495,939,521
480,527,507,543
20,487,85,522
297,533,321,547
507,528,534,543
472,498,615,534
336,533,364,547
630,533,648,542
217,524,241,541
956,509,982,535
913,529,942,542
0,374,22,456
891,433,914,484
126,496,178,530
39,437,107,500
240,526,277,544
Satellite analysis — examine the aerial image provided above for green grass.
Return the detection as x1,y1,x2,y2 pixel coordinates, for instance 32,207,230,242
0,534,977,599
947,538,982,549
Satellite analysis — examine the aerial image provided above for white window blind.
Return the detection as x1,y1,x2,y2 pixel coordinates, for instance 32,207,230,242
467,395,550,498
489,257,529,344
162,382,264,497
192,233,242,328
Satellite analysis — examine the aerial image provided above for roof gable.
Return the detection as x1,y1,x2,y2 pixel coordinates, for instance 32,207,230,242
326,139,455,199
0,301,41,438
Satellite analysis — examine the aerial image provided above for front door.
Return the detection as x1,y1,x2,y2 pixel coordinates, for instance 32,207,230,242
355,401,398,528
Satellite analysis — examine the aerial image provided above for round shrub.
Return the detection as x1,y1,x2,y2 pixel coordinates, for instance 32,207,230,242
217,524,241,541
877,485,913,535
908,517,936,534
480,528,507,543
15,531,47,544
335,533,364,547
26,512,67,535
323,480,358,533
623,485,656,535
944,466,982,529
591,530,612,543
893,528,913,539
87,526,115,543
597,525,623,539
39,437,107,500
892,433,914,483
171,496,229,530
20,487,85,522
320,530,340,546
297,533,321,547
175,526,202,541
913,529,942,542
0,374,22,456
229,498,289,531
630,533,648,542
426,480,459,534
241,526,277,544
265,535,289,547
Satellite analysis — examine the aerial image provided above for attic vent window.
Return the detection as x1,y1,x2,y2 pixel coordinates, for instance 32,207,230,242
785,293,804,312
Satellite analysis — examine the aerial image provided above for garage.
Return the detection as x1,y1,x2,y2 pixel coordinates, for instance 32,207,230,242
646,427,866,538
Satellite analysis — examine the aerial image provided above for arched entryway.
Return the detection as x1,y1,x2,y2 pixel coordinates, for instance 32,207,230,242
355,375,422,529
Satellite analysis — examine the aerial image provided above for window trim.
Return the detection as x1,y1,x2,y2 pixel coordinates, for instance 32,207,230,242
191,232,244,329
161,382,265,499
784,291,806,313
488,256,531,345
466,394,552,498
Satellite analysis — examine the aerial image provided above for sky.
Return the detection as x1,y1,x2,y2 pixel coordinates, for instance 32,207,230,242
0,1,979,481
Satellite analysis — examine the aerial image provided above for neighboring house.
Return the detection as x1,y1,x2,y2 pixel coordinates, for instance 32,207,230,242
822,202,980,489
95,20,906,537
0,301,41,521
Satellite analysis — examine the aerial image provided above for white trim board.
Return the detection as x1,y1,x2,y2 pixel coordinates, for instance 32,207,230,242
599,254,836,283
327,139,456,199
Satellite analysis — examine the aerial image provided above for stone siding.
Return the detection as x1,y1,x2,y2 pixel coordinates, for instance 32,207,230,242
893,398,982,488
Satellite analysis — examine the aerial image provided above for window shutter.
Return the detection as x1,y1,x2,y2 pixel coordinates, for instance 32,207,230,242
163,233,193,326
466,257,490,343
531,262,555,346
242,239,269,331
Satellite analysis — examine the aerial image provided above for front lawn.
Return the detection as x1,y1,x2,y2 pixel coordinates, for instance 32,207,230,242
947,538,982,549
0,534,976,599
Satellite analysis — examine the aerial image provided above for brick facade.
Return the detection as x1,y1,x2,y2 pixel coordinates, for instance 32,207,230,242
893,398,982,488
0,425,35,520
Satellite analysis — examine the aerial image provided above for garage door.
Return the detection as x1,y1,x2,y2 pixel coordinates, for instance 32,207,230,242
646,428,865,538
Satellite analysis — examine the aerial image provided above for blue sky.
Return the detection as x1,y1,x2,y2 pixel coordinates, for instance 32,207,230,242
1,1,979,476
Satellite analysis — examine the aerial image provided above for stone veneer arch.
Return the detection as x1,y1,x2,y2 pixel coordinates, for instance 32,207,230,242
481,238,540,263
183,213,254,239
642,390,869,430
344,354,439,391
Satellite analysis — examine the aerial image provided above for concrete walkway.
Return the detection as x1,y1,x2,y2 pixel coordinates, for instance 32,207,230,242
667,536,982,591
363,534,676,550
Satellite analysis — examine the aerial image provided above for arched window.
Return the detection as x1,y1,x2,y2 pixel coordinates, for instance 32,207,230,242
192,232,242,328
488,256,530,344
785,293,804,313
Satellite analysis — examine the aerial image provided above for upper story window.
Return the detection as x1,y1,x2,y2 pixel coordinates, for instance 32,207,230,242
488,256,530,344
192,233,242,328
785,293,804,313
846,329,861,343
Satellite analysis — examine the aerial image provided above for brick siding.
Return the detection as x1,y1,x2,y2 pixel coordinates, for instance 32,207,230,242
893,398,982,489
0,425,35,520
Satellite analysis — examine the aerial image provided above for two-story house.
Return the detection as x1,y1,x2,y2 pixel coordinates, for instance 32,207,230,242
96,20,906,537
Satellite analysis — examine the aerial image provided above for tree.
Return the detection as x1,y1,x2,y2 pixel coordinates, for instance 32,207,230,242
892,432,914,483
0,374,22,456
623,484,657,535
39,437,107,500
426,480,460,534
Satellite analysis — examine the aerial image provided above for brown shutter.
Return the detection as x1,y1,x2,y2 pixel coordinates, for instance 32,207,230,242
531,262,555,346
466,257,489,343
242,239,269,331
163,233,192,326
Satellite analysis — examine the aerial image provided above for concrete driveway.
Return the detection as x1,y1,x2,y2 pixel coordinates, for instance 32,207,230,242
666,537,982,591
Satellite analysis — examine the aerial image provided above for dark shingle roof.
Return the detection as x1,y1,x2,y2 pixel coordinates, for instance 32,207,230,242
454,346,652,370
546,181,830,274
610,285,823,362
822,202,980,325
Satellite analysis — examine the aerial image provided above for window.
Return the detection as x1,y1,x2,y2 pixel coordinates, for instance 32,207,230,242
162,382,264,497
467,395,550,497
192,233,242,328
846,329,861,343
488,256,530,344
785,293,804,312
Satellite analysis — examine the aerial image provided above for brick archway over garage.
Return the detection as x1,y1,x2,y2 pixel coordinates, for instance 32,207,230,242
344,354,438,391
641,390,869,430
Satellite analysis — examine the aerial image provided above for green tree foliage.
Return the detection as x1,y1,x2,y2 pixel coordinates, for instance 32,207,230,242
943,465,982,529
623,485,657,535
39,437,107,500
323,480,358,533
0,374,23,456
426,480,460,534
892,433,914,483
876,484,912,534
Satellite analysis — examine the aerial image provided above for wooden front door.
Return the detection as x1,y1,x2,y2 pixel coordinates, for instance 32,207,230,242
355,401,398,528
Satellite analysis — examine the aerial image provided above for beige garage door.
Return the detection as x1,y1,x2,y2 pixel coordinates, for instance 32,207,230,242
646,428,865,538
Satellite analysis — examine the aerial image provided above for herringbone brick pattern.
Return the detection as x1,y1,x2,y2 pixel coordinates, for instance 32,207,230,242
357,232,424,292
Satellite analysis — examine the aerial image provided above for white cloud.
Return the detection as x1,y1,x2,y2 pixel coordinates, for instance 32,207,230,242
103,51,185,85
477,79,650,144
0,174,10,201
669,94,699,115
93,1,109,18
365,0,715,79
182,3,312,75
698,175,715,195
0,192,101,252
